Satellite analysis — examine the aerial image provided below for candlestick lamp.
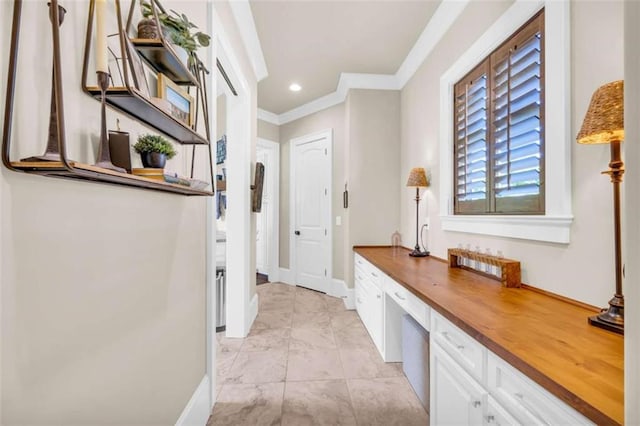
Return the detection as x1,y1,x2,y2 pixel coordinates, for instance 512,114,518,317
406,167,429,257
577,80,625,334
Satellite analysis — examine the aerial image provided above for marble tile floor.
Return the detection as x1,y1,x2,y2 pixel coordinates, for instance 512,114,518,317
208,282,429,426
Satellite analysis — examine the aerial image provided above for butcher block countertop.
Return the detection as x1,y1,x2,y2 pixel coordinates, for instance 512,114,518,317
353,246,623,425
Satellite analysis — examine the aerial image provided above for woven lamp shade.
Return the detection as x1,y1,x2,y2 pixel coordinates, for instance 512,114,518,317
406,167,428,187
577,80,624,144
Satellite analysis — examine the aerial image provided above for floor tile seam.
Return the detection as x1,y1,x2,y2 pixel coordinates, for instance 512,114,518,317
343,377,364,426
333,322,349,385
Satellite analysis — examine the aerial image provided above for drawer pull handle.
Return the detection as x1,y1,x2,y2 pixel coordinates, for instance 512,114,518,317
486,415,495,423
472,400,481,408
442,331,465,350
371,272,378,277
357,275,363,280
394,292,406,301
357,260,362,265
376,294,381,299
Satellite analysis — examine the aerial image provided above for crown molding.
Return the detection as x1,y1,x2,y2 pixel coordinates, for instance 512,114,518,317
396,0,470,87
257,0,471,125
258,108,281,125
229,0,269,82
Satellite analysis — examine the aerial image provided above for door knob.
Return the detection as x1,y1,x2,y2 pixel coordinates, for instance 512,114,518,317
294,230,300,235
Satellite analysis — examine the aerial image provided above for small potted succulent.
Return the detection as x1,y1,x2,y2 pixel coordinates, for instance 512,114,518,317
133,134,176,169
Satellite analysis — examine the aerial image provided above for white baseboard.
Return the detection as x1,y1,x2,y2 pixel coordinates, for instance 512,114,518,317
175,375,211,426
329,278,347,298
278,268,293,285
328,278,355,310
343,288,355,310
248,294,259,330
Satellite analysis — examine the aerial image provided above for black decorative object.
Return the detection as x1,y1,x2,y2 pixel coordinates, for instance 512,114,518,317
251,162,265,213
141,152,167,168
108,129,132,173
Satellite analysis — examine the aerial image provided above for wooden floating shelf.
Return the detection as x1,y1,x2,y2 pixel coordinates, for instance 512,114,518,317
447,248,521,288
131,38,199,86
85,87,207,145
11,161,213,196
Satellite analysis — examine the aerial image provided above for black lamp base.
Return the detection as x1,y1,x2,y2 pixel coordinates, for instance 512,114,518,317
409,248,429,257
588,295,624,335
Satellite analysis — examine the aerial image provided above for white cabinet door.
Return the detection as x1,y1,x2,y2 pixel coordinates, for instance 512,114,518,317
369,284,384,351
431,343,485,426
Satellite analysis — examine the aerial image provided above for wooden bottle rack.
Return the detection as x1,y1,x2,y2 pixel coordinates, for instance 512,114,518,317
447,248,521,288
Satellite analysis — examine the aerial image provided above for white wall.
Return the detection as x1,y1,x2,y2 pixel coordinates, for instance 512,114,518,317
0,1,212,423
345,89,401,287
400,0,624,307
258,118,280,143
624,1,639,422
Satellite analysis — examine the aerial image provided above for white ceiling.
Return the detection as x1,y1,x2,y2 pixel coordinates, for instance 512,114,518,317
250,0,442,114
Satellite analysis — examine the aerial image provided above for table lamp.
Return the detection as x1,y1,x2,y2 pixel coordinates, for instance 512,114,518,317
406,167,429,257
577,80,625,334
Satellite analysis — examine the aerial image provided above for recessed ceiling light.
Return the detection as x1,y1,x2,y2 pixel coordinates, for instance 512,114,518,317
289,83,302,92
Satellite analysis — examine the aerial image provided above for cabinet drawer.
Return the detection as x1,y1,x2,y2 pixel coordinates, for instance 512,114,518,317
487,352,593,425
354,254,383,289
432,311,486,384
385,277,430,330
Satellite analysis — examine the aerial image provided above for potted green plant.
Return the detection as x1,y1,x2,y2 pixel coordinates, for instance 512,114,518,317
133,134,177,169
139,2,210,67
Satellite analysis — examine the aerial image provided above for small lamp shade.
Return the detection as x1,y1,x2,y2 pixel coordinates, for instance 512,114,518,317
406,167,428,187
577,80,624,144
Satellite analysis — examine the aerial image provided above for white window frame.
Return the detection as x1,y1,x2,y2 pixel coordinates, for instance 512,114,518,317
439,0,573,244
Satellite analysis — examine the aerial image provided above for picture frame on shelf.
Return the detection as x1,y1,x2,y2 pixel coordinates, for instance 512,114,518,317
157,73,195,127
125,35,150,97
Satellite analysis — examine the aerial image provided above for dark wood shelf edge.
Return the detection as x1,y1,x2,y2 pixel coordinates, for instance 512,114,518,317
131,38,199,86
84,86,208,145
11,162,213,196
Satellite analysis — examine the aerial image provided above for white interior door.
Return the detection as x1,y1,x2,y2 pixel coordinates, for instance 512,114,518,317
256,139,279,279
291,130,332,293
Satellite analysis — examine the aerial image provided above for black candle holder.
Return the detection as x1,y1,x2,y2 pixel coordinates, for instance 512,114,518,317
94,71,125,173
21,2,67,162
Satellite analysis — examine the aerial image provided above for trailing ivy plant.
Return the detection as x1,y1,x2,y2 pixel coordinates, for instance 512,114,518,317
141,1,210,65
133,134,177,159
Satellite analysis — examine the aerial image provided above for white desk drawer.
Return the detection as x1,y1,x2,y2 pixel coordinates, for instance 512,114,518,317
385,276,409,307
385,277,430,330
432,311,486,384
488,352,593,425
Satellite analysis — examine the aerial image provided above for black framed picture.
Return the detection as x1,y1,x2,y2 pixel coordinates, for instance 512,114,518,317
217,135,227,164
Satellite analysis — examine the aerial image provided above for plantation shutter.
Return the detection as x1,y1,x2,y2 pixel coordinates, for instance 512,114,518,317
490,14,545,213
454,63,490,214
453,10,544,215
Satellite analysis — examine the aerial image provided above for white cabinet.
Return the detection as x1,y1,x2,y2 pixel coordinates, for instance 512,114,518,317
431,310,593,426
485,395,521,426
354,256,384,354
431,343,485,425
487,352,593,425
